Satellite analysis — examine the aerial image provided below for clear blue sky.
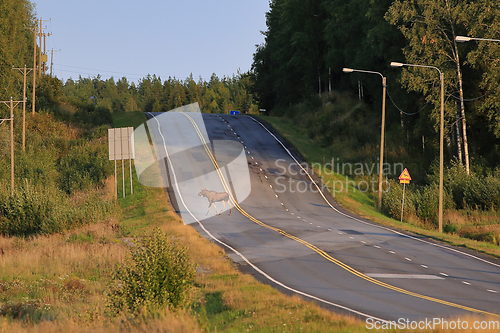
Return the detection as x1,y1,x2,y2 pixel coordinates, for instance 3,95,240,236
34,1,270,83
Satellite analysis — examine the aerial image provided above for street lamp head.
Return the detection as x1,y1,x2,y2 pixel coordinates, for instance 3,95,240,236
455,36,471,42
390,62,404,68
342,68,354,73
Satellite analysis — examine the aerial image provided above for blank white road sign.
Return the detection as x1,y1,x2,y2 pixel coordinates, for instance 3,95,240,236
108,127,135,161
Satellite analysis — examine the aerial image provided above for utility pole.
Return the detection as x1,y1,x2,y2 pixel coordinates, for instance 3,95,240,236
12,66,33,151
29,24,37,114
27,18,50,114
41,32,52,75
37,18,51,77
50,49,61,77
38,19,42,78
1,98,22,195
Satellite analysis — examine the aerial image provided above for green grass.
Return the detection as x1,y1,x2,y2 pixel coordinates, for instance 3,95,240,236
112,111,148,129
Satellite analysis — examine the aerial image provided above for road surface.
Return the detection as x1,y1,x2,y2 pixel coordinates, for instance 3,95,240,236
144,109,500,323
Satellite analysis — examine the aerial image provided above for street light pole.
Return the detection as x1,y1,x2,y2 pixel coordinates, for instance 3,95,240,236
390,62,444,233
343,68,387,209
455,36,500,43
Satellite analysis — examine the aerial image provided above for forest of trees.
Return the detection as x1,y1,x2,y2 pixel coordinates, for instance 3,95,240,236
252,0,500,177
60,72,259,115
3,0,500,178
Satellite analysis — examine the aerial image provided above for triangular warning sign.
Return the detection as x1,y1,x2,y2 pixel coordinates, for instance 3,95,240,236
399,168,411,184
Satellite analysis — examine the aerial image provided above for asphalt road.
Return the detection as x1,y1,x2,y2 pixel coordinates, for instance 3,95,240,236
144,108,500,323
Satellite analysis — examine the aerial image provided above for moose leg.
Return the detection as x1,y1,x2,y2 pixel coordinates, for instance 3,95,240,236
211,201,220,215
227,199,232,215
207,201,218,216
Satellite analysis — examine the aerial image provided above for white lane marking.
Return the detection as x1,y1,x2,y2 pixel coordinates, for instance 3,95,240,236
361,241,367,244
389,251,396,254
421,265,428,269
487,289,498,293
373,245,381,249
405,257,412,261
269,184,273,188
349,236,355,239
147,113,391,323
462,281,471,285
366,274,445,280
275,194,278,198
439,273,448,277
248,116,500,269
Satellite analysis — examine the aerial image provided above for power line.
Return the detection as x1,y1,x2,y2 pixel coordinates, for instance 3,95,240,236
387,89,429,116
446,91,487,102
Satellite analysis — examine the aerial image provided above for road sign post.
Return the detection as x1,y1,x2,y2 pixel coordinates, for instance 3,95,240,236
108,127,135,198
399,168,411,223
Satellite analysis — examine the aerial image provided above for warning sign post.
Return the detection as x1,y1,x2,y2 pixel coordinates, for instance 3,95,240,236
399,168,411,222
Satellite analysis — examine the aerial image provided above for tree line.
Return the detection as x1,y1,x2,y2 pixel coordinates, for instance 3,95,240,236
252,0,500,175
61,73,259,115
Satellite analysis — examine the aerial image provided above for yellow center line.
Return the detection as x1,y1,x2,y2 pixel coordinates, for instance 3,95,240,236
181,112,499,318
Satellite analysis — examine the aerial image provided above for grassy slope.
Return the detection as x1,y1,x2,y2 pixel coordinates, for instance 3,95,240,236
257,115,500,259
0,111,370,332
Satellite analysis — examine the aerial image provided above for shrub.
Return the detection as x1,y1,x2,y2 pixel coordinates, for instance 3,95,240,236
57,143,113,194
381,180,417,220
463,175,500,210
459,228,499,245
74,104,112,126
0,182,67,236
108,228,196,315
0,182,114,236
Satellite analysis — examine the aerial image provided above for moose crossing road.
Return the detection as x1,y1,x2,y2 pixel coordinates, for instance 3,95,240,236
144,108,500,323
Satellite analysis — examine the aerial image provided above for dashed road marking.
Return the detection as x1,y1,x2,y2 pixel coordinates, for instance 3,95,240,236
366,274,445,280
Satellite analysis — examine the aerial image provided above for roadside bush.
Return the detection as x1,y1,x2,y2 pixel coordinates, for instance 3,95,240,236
0,182,67,236
459,228,500,245
0,182,114,236
74,104,112,126
108,228,196,315
57,143,113,194
381,180,417,220
463,175,500,210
